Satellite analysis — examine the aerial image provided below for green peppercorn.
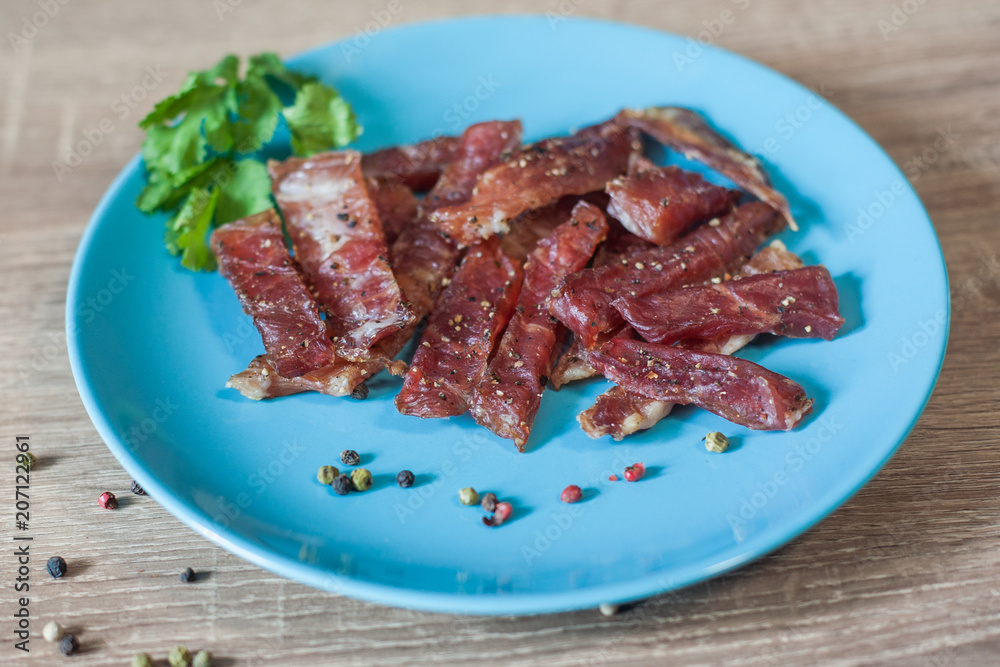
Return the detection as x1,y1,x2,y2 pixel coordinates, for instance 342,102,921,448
459,487,479,506
317,465,339,485
704,431,730,453
350,468,372,491
168,645,192,667
132,653,155,667
21,451,36,470
192,650,214,667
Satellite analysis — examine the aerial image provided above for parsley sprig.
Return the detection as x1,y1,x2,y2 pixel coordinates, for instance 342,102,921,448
137,53,362,271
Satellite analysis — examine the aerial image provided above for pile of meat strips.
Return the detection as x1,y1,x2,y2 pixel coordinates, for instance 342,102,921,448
211,107,844,451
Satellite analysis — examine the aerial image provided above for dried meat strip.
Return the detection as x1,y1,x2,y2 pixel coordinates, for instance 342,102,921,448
471,201,609,450
210,209,336,378
226,354,389,400
429,122,634,247
589,338,814,431
366,176,419,245
613,265,844,346
361,135,462,191
580,242,805,439
617,107,797,229
551,337,597,389
550,201,786,349
606,165,740,246
269,150,413,360
395,238,523,418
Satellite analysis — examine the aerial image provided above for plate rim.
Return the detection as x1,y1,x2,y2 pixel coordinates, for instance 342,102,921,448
65,14,951,615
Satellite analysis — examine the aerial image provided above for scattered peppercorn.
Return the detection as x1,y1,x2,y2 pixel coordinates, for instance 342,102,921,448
46,556,67,579
608,474,618,482
350,383,369,400
192,650,214,667
623,462,646,482
332,474,352,495
98,491,118,509
42,621,63,642
396,470,415,488
59,633,78,656
180,567,196,583
168,645,192,667
350,468,372,491
560,485,583,503
483,501,513,527
340,449,360,466
459,487,479,506
704,431,730,453
131,480,146,495
21,451,36,470
599,603,620,617
317,465,339,485
132,653,155,667
480,492,498,513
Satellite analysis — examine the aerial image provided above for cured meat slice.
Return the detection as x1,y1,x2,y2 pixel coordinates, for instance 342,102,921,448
613,265,844,345
429,122,634,246
500,195,596,263
617,107,796,229
210,209,336,378
229,122,522,401
589,338,814,431
550,201,786,349
366,176,419,245
269,150,413,359
579,242,805,439
361,135,462,191
606,165,740,246
471,201,609,449
395,238,523,418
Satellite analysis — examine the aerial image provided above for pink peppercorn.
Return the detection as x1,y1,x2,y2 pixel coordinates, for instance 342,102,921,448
483,501,513,527
623,462,645,482
560,485,583,503
608,474,618,482
98,491,118,509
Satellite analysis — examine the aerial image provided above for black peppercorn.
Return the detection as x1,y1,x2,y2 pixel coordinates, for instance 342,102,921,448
131,480,146,495
332,474,352,495
180,567,196,583
46,556,67,579
340,449,360,466
396,470,415,488
480,492,498,513
350,383,369,400
59,633,78,655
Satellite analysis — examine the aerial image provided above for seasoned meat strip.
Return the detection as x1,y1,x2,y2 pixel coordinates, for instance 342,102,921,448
613,265,844,345
429,121,634,246
617,106,796,229
210,209,336,378
606,165,740,246
395,237,523,418
269,150,413,360
589,338,814,431
470,201,608,450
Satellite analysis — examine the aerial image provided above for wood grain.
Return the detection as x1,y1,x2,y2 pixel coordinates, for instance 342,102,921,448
2,0,999,664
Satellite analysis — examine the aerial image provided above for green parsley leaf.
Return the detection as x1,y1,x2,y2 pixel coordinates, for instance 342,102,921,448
137,52,362,272
283,81,362,157
166,186,220,272
215,159,273,224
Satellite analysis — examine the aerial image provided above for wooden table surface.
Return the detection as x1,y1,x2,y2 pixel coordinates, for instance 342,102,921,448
2,0,998,664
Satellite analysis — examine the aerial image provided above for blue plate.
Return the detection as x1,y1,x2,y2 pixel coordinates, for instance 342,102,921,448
66,16,949,615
